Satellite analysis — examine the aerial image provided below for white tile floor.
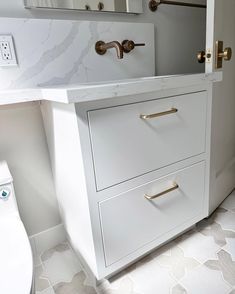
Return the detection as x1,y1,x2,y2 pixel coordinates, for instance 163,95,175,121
35,191,235,294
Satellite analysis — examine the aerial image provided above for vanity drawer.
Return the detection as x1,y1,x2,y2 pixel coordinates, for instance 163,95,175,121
88,91,207,191
99,161,205,266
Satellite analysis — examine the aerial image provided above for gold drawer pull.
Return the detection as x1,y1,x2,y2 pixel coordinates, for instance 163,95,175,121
140,108,178,120
144,182,179,200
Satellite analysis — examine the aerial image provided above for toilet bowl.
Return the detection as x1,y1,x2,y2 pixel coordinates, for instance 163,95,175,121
0,161,33,294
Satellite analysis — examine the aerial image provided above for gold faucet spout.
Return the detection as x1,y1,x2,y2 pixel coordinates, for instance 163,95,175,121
102,41,124,59
95,40,124,59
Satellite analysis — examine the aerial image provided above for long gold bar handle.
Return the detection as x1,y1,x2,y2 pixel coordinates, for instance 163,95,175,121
144,182,179,200
140,108,178,120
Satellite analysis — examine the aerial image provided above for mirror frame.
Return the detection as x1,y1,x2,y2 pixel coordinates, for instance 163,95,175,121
24,0,143,14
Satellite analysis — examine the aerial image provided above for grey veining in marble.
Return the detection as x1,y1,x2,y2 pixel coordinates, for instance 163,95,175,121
10,23,81,89
0,18,155,91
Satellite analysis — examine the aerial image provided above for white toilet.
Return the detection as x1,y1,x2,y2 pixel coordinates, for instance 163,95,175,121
0,161,33,294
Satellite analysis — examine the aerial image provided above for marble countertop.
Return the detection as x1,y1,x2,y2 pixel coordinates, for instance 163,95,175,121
0,88,42,106
0,73,222,106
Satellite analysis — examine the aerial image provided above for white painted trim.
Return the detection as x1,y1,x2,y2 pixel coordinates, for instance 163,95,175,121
209,156,235,214
29,223,66,266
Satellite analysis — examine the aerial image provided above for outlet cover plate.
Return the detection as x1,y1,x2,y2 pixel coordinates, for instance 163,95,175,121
0,35,18,67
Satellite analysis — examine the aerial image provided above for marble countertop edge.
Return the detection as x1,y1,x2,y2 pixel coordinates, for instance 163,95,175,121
0,88,42,106
0,73,223,106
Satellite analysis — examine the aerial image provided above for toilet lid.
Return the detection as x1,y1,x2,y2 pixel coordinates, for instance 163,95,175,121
0,216,33,294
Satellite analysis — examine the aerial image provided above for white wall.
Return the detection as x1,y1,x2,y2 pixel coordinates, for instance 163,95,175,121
0,102,61,235
0,0,207,236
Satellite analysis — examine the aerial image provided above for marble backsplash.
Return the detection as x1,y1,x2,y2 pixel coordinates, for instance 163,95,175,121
0,18,154,90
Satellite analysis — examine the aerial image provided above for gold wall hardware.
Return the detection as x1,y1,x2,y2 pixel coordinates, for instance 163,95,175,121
140,107,178,120
197,51,206,63
98,2,104,11
122,40,146,53
144,182,179,200
24,0,143,14
197,50,212,63
149,0,206,11
215,41,232,69
95,41,124,59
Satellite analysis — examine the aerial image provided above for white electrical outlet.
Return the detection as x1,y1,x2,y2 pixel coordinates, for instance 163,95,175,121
0,35,18,67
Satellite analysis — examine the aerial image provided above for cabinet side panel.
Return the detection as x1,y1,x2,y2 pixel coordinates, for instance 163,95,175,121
41,101,97,275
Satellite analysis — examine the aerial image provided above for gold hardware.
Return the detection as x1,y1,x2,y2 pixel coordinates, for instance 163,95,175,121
149,0,159,11
122,40,146,53
140,107,178,120
95,40,124,59
220,48,232,60
144,182,179,200
149,0,206,12
98,2,104,11
197,51,206,63
215,41,232,69
197,50,212,64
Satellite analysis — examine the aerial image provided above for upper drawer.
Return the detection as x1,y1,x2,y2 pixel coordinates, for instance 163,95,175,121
88,91,207,191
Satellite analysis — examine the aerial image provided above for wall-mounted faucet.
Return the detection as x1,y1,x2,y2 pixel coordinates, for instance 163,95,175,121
95,40,146,59
95,41,124,59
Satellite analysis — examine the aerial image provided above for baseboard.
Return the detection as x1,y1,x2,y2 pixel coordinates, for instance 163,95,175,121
216,156,235,198
29,223,66,266
210,156,235,214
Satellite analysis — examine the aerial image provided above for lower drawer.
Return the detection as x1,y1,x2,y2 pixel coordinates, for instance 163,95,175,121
99,161,206,266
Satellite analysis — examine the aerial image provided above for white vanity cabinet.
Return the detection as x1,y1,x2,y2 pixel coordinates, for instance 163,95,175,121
41,79,212,279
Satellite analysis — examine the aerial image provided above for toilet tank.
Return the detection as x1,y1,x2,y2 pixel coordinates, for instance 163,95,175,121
0,161,19,218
